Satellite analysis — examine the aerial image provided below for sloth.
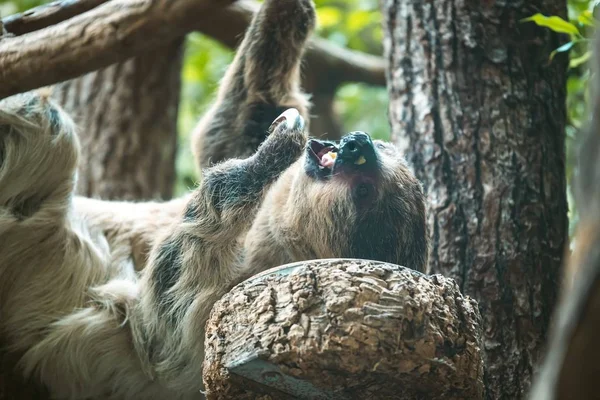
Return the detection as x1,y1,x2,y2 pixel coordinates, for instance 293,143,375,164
0,0,428,399
242,130,428,279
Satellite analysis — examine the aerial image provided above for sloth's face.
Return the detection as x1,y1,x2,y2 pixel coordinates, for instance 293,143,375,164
287,131,428,271
303,132,415,210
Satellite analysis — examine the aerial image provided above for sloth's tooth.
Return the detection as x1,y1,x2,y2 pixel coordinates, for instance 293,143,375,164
355,156,366,165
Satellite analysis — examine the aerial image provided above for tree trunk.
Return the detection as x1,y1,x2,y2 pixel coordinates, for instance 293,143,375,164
204,259,484,399
52,39,184,200
382,1,568,399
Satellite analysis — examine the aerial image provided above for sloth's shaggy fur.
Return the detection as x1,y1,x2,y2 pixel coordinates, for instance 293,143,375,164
0,0,428,399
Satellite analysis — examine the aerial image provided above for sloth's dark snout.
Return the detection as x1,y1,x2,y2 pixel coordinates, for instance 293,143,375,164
304,131,380,180
337,131,376,165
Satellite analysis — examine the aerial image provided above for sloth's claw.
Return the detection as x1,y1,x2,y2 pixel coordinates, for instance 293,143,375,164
268,108,304,135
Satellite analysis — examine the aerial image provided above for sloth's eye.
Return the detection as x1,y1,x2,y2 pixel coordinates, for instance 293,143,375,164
376,143,385,149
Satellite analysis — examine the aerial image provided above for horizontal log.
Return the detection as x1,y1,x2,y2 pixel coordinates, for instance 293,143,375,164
203,259,484,399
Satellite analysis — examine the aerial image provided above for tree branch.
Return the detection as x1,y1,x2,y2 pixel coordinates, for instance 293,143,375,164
2,0,108,36
0,0,385,102
306,37,386,88
204,259,484,399
0,0,234,100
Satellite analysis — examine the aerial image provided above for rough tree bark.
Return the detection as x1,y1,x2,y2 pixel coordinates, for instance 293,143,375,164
204,259,484,399
51,39,183,200
382,1,568,399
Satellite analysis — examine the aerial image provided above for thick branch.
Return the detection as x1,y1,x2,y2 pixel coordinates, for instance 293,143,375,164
204,259,484,399
306,37,387,88
0,0,234,100
2,0,108,36
195,0,386,91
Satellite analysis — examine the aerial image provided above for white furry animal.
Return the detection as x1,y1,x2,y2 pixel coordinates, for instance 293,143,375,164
0,91,309,399
0,0,428,399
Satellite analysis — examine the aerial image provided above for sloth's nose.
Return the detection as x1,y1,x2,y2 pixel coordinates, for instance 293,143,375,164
338,132,375,164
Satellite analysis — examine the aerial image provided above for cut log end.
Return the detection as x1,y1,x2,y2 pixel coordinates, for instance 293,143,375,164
203,259,484,399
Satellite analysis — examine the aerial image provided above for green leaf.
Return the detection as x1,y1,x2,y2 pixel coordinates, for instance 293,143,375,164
550,41,575,61
570,50,591,68
521,13,580,36
578,10,596,27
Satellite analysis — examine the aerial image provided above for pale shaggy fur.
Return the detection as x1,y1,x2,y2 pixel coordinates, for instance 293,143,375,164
0,91,308,399
0,93,188,399
2,0,318,397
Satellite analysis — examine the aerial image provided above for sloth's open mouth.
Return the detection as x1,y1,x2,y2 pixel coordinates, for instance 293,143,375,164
305,132,378,180
308,140,338,173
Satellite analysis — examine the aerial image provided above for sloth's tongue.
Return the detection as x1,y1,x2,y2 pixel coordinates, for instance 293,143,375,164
316,146,336,168
320,152,336,168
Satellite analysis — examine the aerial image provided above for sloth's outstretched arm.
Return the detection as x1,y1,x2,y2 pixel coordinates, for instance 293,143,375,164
137,110,307,390
191,0,316,168
235,0,315,101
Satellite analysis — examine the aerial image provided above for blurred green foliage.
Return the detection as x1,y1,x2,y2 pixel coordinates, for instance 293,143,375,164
524,0,597,240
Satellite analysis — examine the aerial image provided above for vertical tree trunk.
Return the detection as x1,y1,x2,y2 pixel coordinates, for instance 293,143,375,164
52,38,184,201
382,1,568,399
